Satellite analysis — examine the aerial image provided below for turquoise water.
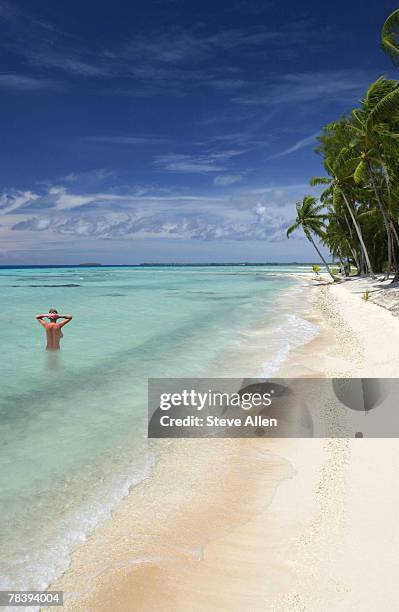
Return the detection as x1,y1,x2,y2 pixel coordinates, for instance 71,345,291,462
0,265,317,590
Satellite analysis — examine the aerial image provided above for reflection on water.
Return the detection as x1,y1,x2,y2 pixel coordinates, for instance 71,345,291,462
45,350,62,371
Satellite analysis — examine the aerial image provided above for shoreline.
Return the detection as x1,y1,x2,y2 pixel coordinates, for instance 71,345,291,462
45,275,312,609
48,275,399,610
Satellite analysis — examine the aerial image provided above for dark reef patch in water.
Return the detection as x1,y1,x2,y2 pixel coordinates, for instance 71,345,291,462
11,283,81,287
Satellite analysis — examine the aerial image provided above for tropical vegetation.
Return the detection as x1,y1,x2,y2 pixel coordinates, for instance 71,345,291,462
287,8,399,282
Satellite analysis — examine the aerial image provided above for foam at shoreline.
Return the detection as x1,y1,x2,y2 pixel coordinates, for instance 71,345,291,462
260,312,320,377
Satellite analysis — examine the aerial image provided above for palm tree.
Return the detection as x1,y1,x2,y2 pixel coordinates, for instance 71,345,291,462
310,170,375,278
322,208,359,274
285,15,399,278
382,9,399,65
313,119,378,276
327,80,399,276
287,196,337,281
350,85,399,276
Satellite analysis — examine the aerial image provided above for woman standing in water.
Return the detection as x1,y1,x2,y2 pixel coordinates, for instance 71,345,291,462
35,309,73,350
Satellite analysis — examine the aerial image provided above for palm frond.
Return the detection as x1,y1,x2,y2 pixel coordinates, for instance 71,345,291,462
286,222,299,238
366,86,399,130
364,76,398,110
354,160,369,185
320,186,334,201
332,186,343,209
310,176,331,186
358,209,379,219
381,9,399,64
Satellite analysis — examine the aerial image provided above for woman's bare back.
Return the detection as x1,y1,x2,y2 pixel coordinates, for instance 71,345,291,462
45,323,63,350
36,312,72,350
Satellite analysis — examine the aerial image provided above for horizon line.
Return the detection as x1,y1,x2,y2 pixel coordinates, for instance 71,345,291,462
0,261,326,268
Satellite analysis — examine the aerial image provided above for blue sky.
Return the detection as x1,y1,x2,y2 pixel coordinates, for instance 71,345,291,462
0,0,396,264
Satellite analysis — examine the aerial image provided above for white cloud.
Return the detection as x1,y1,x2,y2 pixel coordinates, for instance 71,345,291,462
47,187,95,210
12,208,290,243
254,202,267,218
0,180,325,262
0,191,39,212
3,181,315,247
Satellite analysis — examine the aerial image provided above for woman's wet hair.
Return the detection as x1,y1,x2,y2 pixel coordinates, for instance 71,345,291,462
49,308,58,314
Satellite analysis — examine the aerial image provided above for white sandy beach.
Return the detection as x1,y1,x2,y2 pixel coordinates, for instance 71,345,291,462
48,276,399,611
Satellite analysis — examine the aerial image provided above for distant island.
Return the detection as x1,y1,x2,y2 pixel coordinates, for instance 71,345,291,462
78,263,102,267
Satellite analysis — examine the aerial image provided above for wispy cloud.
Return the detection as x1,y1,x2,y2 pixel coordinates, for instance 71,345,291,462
154,154,226,173
154,150,243,174
0,1,19,21
235,71,371,106
1,186,225,213
60,168,117,184
230,1,273,16
0,0,55,31
117,24,308,67
207,78,248,92
267,132,319,159
201,114,276,150
84,135,167,145
28,53,107,77
214,174,243,186
0,6,330,100
0,73,58,90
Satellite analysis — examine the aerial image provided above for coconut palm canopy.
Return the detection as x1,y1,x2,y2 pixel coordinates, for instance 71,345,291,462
382,9,399,65
287,9,399,282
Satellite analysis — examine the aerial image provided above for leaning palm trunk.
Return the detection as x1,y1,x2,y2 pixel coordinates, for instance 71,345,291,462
391,221,399,249
341,213,361,271
349,244,360,271
359,251,366,276
377,154,399,254
340,189,375,278
391,225,399,283
341,217,360,270
383,163,399,281
306,232,336,281
379,155,399,242
367,161,393,278
391,268,399,283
